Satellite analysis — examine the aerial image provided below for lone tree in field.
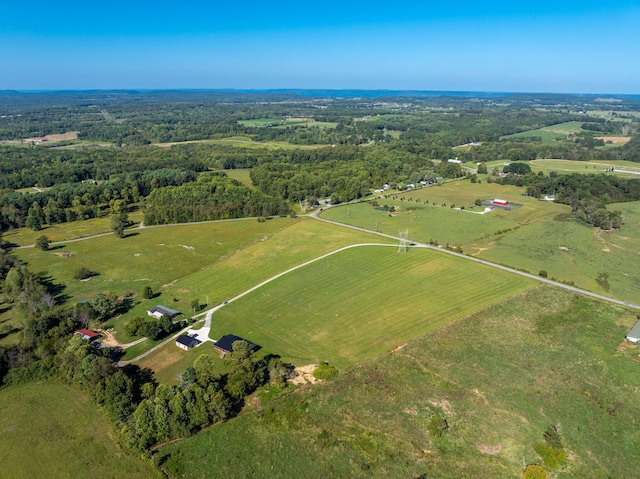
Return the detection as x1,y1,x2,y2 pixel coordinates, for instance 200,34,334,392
110,212,129,238
143,286,154,299
190,298,200,313
35,235,50,251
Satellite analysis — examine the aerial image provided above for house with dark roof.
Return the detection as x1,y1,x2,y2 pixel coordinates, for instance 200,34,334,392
74,329,100,342
176,334,201,351
147,305,180,320
213,334,258,358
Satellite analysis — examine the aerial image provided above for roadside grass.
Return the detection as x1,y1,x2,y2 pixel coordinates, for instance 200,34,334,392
0,383,159,479
159,285,640,479
203,246,535,368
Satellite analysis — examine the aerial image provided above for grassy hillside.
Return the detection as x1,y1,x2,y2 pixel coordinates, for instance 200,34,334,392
0,383,159,479
159,286,640,478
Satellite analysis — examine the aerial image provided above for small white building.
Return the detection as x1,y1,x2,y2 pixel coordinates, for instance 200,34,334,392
626,319,640,343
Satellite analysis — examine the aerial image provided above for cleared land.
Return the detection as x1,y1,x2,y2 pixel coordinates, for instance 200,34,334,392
529,159,640,176
159,286,640,479
14,217,382,349
0,383,159,478
321,180,640,304
201,245,535,368
501,121,588,143
220,168,255,188
153,135,327,149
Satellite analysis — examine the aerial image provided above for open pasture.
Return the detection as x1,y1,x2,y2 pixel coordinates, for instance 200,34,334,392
325,181,565,245
160,286,640,479
3,211,144,247
15,217,381,346
221,167,255,188
203,245,535,368
529,158,640,176
323,180,640,304
0,383,159,478
501,121,585,143
153,136,326,149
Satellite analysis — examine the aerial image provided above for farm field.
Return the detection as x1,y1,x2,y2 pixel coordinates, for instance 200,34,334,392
153,135,327,149
0,383,159,479
14,217,381,347
159,286,640,479
321,180,640,304
221,167,255,188
2,211,144,247
325,180,565,245
201,245,536,368
500,121,587,143
529,158,640,176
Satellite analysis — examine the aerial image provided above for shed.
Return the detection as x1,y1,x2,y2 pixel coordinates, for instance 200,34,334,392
74,329,100,342
493,199,509,206
176,334,201,351
147,305,180,320
213,334,258,358
626,319,640,343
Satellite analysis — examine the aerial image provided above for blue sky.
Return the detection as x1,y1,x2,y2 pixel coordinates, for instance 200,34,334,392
2,1,639,93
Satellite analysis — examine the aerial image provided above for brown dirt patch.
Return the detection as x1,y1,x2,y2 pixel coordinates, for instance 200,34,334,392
617,339,638,352
289,364,320,385
177,288,190,293
595,136,631,144
476,443,502,455
45,131,79,141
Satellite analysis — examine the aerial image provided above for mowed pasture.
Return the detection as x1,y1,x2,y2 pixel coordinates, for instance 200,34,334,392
14,217,381,347
152,135,326,149
202,245,535,368
160,286,640,479
529,158,640,177
324,180,566,246
3,211,144,247
0,383,159,478
220,167,255,188
322,180,640,304
500,121,586,143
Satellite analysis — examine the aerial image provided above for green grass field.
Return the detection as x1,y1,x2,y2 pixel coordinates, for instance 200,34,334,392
529,159,640,177
221,167,255,188
202,245,535,368
0,383,159,478
2,211,144,247
322,180,640,305
153,136,326,149
501,121,586,144
13,218,381,348
159,285,640,479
